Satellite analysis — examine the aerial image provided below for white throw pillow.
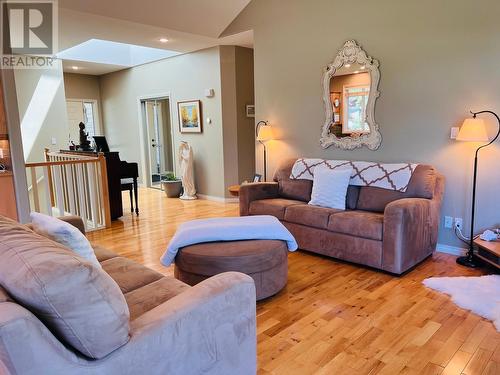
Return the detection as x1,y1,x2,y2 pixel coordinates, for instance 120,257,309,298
30,212,101,267
308,166,353,210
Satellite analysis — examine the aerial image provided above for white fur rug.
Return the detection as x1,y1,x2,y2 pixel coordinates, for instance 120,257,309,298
423,275,500,331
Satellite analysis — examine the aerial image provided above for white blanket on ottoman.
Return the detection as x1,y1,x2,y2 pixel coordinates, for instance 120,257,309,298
160,215,298,266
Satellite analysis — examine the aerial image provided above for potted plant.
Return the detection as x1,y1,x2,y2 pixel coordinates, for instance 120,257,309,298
161,172,182,198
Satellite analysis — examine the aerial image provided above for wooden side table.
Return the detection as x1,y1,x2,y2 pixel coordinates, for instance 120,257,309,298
474,238,500,269
228,185,240,197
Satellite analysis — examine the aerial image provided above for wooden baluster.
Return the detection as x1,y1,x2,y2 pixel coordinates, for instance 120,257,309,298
66,164,76,214
53,165,65,217
75,163,87,229
98,153,111,228
87,162,99,229
44,148,55,206
42,166,52,215
30,167,40,212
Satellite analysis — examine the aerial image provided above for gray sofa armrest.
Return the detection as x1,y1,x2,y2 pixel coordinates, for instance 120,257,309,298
239,182,279,216
382,198,433,274
125,271,257,375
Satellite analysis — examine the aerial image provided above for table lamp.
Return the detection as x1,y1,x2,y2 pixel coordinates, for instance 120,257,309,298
256,121,273,181
455,110,500,267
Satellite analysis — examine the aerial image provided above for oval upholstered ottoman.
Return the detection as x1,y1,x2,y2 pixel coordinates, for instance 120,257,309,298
174,240,288,301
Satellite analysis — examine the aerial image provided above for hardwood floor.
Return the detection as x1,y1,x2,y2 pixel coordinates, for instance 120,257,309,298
87,187,500,375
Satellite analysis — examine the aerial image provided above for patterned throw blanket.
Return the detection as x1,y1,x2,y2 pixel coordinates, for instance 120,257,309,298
290,158,418,192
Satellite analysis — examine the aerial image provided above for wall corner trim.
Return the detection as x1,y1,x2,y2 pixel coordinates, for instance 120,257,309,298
197,194,239,204
436,243,467,256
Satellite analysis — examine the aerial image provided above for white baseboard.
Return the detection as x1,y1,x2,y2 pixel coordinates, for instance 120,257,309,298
197,194,239,204
436,243,467,256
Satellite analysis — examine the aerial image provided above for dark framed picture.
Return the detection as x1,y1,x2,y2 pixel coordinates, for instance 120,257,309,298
253,174,262,182
246,104,255,118
178,100,202,133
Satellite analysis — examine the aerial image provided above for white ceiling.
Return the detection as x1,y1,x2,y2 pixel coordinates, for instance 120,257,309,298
57,0,253,75
59,0,251,38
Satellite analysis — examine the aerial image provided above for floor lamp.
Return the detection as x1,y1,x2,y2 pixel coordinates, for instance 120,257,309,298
455,110,500,268
256,121,273,181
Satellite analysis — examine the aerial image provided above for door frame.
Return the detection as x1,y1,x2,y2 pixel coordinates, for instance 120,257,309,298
136,92,176,189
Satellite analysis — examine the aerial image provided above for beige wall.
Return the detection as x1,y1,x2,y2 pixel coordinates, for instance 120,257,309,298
220,46,256,197
63,73,104,127
99,47,227,197
14,60,69,163
235,47,256,183
223,0,500,249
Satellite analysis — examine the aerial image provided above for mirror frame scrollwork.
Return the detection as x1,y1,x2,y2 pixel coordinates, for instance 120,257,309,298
320,40,382,150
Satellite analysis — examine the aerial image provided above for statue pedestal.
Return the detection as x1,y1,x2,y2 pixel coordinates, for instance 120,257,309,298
179,194,197,200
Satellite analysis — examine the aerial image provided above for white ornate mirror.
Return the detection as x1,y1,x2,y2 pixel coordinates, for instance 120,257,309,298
320,40,382,150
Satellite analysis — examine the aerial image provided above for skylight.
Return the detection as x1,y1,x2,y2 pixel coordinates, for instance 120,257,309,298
56,39,180,67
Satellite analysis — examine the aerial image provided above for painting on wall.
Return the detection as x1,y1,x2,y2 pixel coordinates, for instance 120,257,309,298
178,100,202,133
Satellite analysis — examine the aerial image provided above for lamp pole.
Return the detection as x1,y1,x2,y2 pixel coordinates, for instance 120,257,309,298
256,120,269,181
456,110,500,268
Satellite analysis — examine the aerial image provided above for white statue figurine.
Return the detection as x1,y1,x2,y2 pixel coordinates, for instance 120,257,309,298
178,141,197,200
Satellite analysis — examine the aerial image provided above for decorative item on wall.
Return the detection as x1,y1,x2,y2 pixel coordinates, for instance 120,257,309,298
320,40,382,150
78,122,92,151
330,92,342,126
178,100,202,133
246,105,255,118
256,121,273,181
455,110,500,268
178,141,197,200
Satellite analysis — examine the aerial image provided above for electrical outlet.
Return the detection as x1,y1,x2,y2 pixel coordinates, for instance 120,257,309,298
444,216,453,229
450,127,459,139
454,217,463,230
51,137,57,145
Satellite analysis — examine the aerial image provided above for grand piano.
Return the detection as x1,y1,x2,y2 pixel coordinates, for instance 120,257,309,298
60,140,138,220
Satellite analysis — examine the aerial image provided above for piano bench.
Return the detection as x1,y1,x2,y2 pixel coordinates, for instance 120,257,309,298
120,178,139,216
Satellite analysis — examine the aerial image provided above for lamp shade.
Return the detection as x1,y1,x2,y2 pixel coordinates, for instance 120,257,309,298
256,125,274,142
456,118,489,142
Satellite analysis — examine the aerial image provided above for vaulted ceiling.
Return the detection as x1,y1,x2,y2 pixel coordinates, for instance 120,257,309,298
59,0,251,38
57,0,253,75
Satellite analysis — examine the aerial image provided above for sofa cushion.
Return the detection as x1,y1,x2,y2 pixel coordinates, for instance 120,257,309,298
327,210,384,241
273,158,312,201
273,158,360,208
29,212,100,267
284,204,342,229
309,166,352,210
101,256,164,294
279,179,312,202
356,165,436,212
0,216,130,359
94,245,120,262
124,277,190,320
0,286,12,303
249,198,304,220
346,185,360,210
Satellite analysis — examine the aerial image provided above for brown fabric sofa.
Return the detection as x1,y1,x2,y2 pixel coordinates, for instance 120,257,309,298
240,159,445,275
0,216,257,375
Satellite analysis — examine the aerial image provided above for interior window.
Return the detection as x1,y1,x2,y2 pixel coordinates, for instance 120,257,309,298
343,85,370,133
83,102,96,137
66,100,99,145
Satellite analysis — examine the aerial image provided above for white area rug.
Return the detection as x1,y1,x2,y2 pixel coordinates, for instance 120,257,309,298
423,275,500,331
